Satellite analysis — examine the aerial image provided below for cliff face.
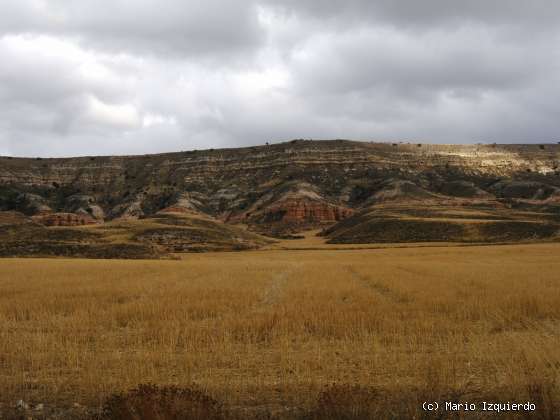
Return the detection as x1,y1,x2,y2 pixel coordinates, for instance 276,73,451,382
1,140,560,235
263,200,354,223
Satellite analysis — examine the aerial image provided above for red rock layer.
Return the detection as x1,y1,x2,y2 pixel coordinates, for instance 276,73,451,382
32,212,99,227
264,200,354,223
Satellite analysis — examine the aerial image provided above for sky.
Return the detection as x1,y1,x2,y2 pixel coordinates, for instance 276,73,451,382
0,1,559,157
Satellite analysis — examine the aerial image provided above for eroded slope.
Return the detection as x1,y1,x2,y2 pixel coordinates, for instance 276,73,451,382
1,140,560,248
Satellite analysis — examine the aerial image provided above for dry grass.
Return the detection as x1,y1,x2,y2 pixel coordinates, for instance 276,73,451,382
1,244,560,418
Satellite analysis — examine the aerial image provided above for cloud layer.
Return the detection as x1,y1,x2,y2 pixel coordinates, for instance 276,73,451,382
1,0,559,156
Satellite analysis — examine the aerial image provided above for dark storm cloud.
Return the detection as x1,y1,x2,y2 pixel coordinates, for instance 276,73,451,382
0,0,559,156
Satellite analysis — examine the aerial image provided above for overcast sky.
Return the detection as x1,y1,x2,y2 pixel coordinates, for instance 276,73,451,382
0,1,559,157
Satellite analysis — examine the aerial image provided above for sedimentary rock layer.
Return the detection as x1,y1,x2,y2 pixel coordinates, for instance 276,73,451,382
1,140,559,236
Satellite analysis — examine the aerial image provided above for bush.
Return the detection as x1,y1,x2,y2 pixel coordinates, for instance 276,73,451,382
102,384,224,420
307,384,383,420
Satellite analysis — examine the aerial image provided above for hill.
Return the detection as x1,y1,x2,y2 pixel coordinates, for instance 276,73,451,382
1,139,560,254
0,211,270,259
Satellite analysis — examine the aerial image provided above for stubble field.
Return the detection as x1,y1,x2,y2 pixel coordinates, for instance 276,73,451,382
1,244,560,418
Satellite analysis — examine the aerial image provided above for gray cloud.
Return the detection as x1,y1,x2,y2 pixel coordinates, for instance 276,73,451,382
0,0,263,59
266,0,560,29
0,0,559,157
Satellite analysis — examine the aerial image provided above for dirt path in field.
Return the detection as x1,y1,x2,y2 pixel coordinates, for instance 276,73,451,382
251,262,302,312
260,270,290,306
345,266,410,304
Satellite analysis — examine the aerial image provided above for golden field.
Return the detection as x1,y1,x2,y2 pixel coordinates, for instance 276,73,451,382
1,243,560,418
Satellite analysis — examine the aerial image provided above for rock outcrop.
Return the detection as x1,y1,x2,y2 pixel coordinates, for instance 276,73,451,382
65,194,105,220
158,192,206,215
262,200,354,223
365,180,443,205
15,193,52,215
32,212,99,227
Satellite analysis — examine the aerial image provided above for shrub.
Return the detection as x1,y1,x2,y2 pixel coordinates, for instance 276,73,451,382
308,384,383,419
101,384,224,420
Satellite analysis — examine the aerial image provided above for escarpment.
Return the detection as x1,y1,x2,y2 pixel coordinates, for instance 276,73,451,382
1,140,560,243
